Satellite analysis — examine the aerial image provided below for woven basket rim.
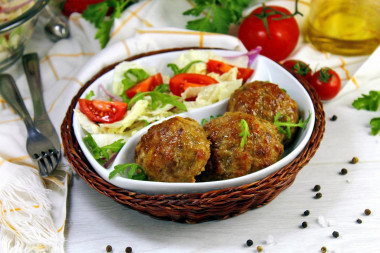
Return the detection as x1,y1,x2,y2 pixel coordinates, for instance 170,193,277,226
61,47,325,223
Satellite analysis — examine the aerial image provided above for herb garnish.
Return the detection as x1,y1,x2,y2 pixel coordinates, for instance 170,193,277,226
201,114,221,126
239,119,250,148
122,68,150,92
128,91,187,111
183,0,250,34
274,112,311,139
109,163,146,180
85,90,95,100
83,133,124,167
167,60,203,75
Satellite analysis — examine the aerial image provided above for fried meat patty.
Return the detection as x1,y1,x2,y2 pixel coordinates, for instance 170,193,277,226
198,112,284,181
227,81,299,144
135,116,210,182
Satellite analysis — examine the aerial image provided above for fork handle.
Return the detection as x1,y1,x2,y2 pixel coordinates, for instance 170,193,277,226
0,74,35,129
22,53,48,120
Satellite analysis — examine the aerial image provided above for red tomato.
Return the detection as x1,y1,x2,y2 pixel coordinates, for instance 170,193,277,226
63,0,104,16
169,73,218,97
238,5,300,62
206,59,254,82
309,67,341,100
125,73,163,98
282,60,312,81
79,99,128,123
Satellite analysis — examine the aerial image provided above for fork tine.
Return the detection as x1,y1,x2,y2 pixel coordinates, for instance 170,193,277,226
35,149,61,177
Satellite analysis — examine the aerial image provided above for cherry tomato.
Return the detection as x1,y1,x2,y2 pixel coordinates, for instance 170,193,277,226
282,60,312,81
79,99,128,123
63,0,104,16
169,73,218,97
125,73,163,98
309,67,341,101
238,5,299,62
206,59,254,82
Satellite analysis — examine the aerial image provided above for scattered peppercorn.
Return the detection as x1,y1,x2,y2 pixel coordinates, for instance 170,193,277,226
125,246,132,253
303,210,310,216
350,156,359,164
332,231,339,238
365,209,371,215
246,239,253,247
313,185,321,192
106,245,112,252
257,245,263,252
301,221,308,228
356,218,363,224
321,246,327,252
340,168,348,175
315,192,322,199
330,115,337,121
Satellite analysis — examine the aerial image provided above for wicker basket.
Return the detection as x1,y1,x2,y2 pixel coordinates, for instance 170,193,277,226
61,48,325,223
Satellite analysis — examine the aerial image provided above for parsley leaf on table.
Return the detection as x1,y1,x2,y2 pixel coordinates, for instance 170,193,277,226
353,90,380,135
352,90,380,111
183,0,250,34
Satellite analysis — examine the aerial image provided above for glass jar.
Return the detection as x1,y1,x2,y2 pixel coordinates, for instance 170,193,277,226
305,0,380,56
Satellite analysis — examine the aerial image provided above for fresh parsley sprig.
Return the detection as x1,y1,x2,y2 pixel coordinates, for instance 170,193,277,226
274,112,311,139
83,133,125,167
239,119,250,148
82,0,136,48
201,114,221,126
109,163,146,180
353,90,380,135
128,91,187,111
183,0,250,34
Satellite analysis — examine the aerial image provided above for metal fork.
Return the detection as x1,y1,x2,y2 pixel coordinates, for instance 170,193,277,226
22,53,61,151
0,74,61,177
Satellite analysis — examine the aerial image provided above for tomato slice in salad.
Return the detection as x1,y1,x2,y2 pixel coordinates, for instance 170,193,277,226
79,99,128,123
125,73,163,98
169,73,218,97
206,59,254,82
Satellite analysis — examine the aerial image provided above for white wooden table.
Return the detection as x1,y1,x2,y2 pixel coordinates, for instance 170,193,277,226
65,86,380,253
4,11,380,253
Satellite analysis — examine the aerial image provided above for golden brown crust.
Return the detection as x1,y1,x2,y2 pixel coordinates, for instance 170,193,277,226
135,116,210,182
227,81,299,145
198,112,284,181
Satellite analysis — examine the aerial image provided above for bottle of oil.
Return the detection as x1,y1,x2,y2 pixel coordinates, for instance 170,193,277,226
305,0,380,56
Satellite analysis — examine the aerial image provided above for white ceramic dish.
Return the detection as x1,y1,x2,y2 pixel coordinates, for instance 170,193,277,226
73,49,315,195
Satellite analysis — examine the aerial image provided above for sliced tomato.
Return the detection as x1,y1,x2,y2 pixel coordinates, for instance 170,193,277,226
207,59,254,82
169,73,218,97
79,99,128,123
125,73,163,98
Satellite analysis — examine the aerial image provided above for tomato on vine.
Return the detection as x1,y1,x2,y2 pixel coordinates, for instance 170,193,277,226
309,67,341,101
283,60,312,81
238,1,302,62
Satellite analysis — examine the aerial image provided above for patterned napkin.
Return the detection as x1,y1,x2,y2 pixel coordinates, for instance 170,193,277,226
0,0,378,252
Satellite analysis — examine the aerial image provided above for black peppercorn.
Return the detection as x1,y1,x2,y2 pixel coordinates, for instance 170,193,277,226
313,185,321,192
315,192,322,199
125,246,132,253
365,209,371,215
332,231,339,238
301,221,308,228
106,245,112,252
356,218,362,224
246,239,253,247
303,210,310,216
330,115,337,121
340,168,348,175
